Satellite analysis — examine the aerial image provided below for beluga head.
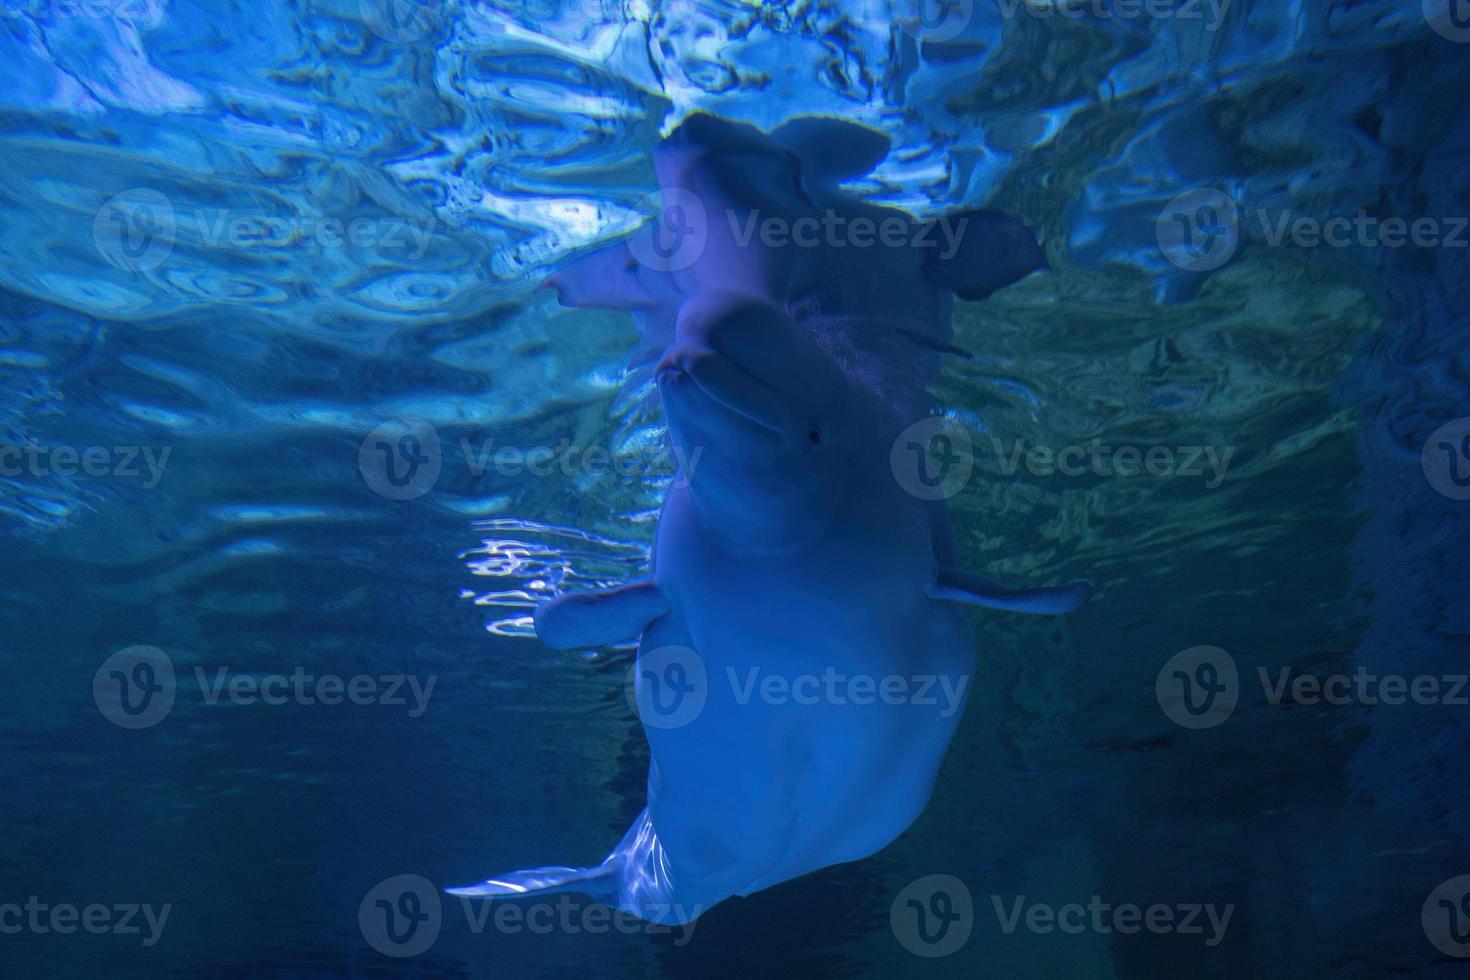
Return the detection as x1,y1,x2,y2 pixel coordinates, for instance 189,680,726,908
656,290,872,554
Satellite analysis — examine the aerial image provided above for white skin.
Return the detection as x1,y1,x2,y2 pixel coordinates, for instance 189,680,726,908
636,292,977,914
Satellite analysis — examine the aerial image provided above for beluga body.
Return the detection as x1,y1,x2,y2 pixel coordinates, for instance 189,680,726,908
449,113,1091,924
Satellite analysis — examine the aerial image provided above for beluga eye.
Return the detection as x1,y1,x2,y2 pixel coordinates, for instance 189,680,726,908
806,422,825,453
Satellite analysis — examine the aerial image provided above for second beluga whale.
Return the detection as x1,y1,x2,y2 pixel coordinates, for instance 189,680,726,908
449,113,1092,924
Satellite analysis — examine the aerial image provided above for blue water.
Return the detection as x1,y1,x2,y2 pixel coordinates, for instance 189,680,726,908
2,0,1469,976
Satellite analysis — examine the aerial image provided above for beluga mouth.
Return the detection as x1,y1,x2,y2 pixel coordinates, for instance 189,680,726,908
655,346,792,440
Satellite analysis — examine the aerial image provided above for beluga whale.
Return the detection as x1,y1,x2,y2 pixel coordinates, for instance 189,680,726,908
448,113,1093,924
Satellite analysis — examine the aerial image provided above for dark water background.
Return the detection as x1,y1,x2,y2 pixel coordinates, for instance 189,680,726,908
3,0,1469,976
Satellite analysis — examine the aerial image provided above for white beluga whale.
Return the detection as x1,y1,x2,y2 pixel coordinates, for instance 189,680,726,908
449,113,1092,924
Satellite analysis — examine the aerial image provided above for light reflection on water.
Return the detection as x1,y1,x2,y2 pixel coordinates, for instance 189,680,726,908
463,518,650,638
0,0,1467,976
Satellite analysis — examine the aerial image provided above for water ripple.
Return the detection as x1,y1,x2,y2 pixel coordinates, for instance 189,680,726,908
461,517,650,639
